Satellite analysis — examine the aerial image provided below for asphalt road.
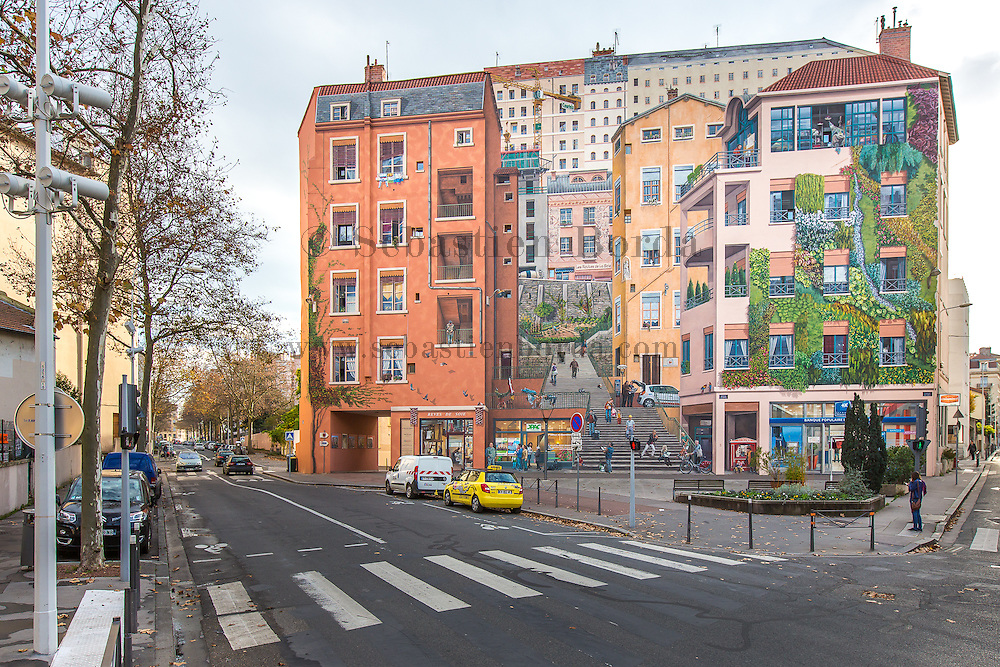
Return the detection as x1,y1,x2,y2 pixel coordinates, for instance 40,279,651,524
169,452,998,666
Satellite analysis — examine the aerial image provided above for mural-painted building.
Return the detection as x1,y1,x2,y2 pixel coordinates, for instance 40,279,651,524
677,24,958,475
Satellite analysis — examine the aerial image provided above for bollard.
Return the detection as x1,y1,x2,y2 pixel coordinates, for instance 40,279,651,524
870,511,875,551
598,487,602,515
20,509,34,568
748,498,754,550
809,513,815,553
555,480,558,508
537,478,540,505
686,495,692,544
130,537,140,624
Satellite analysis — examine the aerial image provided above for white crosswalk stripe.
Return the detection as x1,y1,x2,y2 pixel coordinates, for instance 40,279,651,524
970,527,1000,552
580,543,707,573
361,561,469,612
533,546,660,580
206,582,255,615
482,550,606,587
619,541,746,566
293,571,381,630
425,555,541,599
218,611,280,650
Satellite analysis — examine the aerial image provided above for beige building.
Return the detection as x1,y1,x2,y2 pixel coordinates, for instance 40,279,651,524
610,94,725,386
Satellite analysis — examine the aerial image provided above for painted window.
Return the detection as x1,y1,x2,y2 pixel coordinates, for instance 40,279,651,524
881,257,907,293
673,125,694,141
881,184,906,216
824,192,849,220
673,165,693,202
614,238,622,275
379,137,404,175
525,200,535,217
583,207,596,224
641,293,660,328
641,230,661,267
380,344,404,382
682,339,691,374
583,235,596,256
882,98,906,144
455,129,472,145
768,334,794,368
332,275,357,314
770,190,794,222
724,339,748,368
880,336,905,366
379,205,405,245
380,274,405,311
704,332,714,370
769,275,794,297
674,230,681,265
614,178,621,215
559,208,573,226
332,207,357,247
641,167,661,204
331,103,350,121
641,128,661,142
331,342,357,383
673,291,681,327
560,237,572,255
614,297,622,335
331,139,357,181
707,123,723,137
381,100,400,117
823,264,849,295
770,106,794,152
823,335,848,367
846,100,879,146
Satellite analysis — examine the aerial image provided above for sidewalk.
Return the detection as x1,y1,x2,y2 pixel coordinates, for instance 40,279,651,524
251,453,991,556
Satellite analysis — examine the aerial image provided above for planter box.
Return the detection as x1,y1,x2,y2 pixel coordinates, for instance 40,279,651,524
881,483,908,496
939,458,955,474
676,493,885,516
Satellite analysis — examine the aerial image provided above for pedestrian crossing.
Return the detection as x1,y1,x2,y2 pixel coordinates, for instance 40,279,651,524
969,527,999,552
204,539,788,651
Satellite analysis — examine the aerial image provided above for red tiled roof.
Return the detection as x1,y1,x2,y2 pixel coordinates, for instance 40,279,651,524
762,54,941,92
0,298,34,336
317,72,488,96
486,59,586,81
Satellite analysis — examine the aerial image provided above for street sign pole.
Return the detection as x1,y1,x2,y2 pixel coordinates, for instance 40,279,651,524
629,448,635,529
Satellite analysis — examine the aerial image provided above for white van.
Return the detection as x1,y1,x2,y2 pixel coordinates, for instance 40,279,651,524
385,455,454,498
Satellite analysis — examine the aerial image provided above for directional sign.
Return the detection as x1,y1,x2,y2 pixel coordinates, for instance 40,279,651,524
285,431,295,442
570,412,584,433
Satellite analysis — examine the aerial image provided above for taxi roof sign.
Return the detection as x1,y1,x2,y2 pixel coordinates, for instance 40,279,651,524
487,465,502,471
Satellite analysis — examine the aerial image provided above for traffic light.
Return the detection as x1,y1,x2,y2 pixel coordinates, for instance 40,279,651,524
915,404,928,441
119,379,140,441
910,439,926,453
630,439,640,452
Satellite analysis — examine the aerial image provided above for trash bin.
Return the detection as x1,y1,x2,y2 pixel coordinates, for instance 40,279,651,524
20,509,34,568
288,456,298,473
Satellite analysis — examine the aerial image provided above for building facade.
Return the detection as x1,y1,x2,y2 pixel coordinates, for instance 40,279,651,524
545,170,613,281
969,346,999,456
677,25,957,476
610,94,726,388
298,62,518,472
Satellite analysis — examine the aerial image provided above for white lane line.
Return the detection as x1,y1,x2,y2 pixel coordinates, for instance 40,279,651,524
533,546,659,580
512,526,605,536
298,547,323,553
219,611,279,650
344,543,368,548
425,504,463,514
207,582,256,615
192,558,221,563
293,571,381,630
970,528,1000,552
361,561,469,612
580,543,707,574
619,541,746,566
732,553,788,562
481,550,606,588
212,473,386,544
425,555,541,599
246,552,273,558
973,509,992,512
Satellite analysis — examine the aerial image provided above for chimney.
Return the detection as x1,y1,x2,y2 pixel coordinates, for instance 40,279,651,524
667,88,679,100
878,21,911,61
364,55,385,84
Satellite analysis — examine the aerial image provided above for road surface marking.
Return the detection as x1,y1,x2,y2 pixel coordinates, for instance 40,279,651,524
344,543,368,548
512,526,605,536
970,528,1000,552
973,509,992,512
425,504,462,514
214,475,386,544
533,546,660,579
293,571,380,630
192,558,221,563
361,561,469,612
579,543,707,574
246,552,273,558
298,547,323,552
731,553,787,562
218,611,279,650
481,550,606,588
425,555,541,599
619,541,746,566
206,582,255,615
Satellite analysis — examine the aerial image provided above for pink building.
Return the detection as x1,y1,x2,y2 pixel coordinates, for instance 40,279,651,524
545,170,612,280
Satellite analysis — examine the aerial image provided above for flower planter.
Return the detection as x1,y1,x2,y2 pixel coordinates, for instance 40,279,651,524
677,493,885,516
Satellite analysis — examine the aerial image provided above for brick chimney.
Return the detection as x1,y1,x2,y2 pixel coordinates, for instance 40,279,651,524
879,22,911,61
364,55,385,84
667,88,679,100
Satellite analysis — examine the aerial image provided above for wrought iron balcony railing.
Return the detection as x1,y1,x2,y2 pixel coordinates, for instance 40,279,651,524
685,289,712,310
437,203,474,218
880,202,906,216
704,356,714,371
823,281,849,295
438,327,473,345
724,354,749,369
881,277,906,293
678,149,759,198
824,206,849,220
880,351,905,366
769,353,794,369
684,218,714,242
770,210,794,223
769,278,794,297
725,212,748,226
724,284,747,298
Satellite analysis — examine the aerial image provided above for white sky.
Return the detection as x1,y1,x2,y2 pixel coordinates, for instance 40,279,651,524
202,0,1000,351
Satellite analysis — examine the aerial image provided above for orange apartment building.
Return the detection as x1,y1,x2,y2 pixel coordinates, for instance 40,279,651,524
297,61,518,473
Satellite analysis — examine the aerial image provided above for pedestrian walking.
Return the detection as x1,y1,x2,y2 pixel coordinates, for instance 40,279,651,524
908,471,928,531
625,415,635,442
536,442,545,470
604,444,614,473
570,358,579,378
641,430,659,458
527,444,535,469
693,440,703,464
486,442,496,467
969,441,979,466
515,444,524,471
550,363,558,387
586,410,597,437
605,398,613,423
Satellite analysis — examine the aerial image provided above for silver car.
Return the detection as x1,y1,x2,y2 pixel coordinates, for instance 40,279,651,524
175,450,203,472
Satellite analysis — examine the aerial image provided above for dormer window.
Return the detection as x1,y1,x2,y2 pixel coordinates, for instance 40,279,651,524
381,99,400,117
331,103,350,121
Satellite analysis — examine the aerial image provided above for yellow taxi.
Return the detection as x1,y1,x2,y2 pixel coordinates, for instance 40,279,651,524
444,466,523,513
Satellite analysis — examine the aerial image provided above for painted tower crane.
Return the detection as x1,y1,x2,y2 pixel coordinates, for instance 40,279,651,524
491,73,582,152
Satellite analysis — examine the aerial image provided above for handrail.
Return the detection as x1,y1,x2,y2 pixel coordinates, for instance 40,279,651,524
663,414,697,450
683,218,714,242
101,617,122,667
678,149,759,198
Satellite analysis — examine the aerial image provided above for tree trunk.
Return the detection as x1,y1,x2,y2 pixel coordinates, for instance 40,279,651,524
137,326,154,452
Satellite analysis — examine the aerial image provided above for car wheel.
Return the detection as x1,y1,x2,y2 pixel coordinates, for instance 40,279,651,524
405,483,417,499
510,507,522,514
471,495,482,513
444,490,453,506
643,399,654,407
385,481,394,495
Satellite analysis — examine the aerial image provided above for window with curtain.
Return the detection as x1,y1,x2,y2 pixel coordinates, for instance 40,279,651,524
331,343,357,383
332,276,357,313
823,264,849,295
704,332,714,370
725,339,748,368
641,293,660,328
332,208,356,246
880,184,906,216
379,139,404,175
380,274,404,311
768,334,794,368
641,167,661,204
823,335,848,367
641,230,661,266
331,141,357,180
380,206,404,245
380,344,404,381
880,336,904,366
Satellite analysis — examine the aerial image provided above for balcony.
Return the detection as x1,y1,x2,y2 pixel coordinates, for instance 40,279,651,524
881,277,906,293
725,354,749,369
438,327,473,345
769,353,794,369
823,352,848,367
824,206,849,220
725,212,748,226
501,149,550,170
684,218,714,242
724,284,748,298
546,176,612,194
769,277,794,297
823,281,849,295
685,288,712,310
437,203,473,218
881,202,906,217
880,350,905,366
678,149,760,198
437,264,473,281
770,209,794,223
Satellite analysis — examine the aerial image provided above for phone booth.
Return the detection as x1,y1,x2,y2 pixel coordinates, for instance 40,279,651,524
729,438,757,472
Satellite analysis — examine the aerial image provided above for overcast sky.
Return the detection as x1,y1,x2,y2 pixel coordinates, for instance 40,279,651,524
202,0,999,351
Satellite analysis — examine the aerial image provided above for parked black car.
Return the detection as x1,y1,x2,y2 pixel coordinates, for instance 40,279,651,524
223,455,254,475
56,471,154,555
215,448,234,467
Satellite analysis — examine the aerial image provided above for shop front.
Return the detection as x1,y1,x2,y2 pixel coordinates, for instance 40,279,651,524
419,417,474,468
390,406,487,470
769,401,922,474
493,418,575,470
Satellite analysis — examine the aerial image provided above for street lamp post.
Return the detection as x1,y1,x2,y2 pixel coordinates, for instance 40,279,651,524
954,407,964,485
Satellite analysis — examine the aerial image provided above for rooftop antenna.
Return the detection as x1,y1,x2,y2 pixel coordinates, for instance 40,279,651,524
892,6,897,27
385,41,390,79
714,24,720,47
614,31,619,53
496,51,500,67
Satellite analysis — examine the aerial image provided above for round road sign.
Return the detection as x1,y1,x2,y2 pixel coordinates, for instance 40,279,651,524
570,412,584,433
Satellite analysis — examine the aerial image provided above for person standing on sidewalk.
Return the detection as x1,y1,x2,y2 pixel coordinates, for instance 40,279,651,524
969,441,979,466
908,471,927,531
486,442,496,467
604,443,614,473
641,430,658,458
550,363,558,387
586,410,597,437
570,358,579,378
536,442,545,470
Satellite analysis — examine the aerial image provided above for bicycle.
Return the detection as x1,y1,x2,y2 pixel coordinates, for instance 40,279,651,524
679,453,711,474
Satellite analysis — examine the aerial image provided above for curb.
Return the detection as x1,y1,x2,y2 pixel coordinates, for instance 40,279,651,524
520,507,635,537
908,464,987,552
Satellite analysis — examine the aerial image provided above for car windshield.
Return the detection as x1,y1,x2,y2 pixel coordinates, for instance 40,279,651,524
229,456,249,463
66,477,144,502
178,452,199,461
485,472,518,484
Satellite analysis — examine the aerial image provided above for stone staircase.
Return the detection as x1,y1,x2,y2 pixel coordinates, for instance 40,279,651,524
578,405,684,471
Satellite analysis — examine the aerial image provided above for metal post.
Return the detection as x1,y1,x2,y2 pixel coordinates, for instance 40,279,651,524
956,453,959,485
542,416,549,481
748,498,753,549
686,494,692,544
121,444,130,583
629,448,635,529
598,487,601,515
869,511,875,551
536,478,540,505
32,0,57,653
810,512,815,552
576,449,580,512
555,480,558,508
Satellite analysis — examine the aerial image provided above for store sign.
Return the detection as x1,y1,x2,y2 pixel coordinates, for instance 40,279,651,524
939,394,961,406
525,423,543,432
662,357,678,367
834,401,851,414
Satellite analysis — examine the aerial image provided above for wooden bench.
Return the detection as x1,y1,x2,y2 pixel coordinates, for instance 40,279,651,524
747,479,773,490
673,479,725,498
